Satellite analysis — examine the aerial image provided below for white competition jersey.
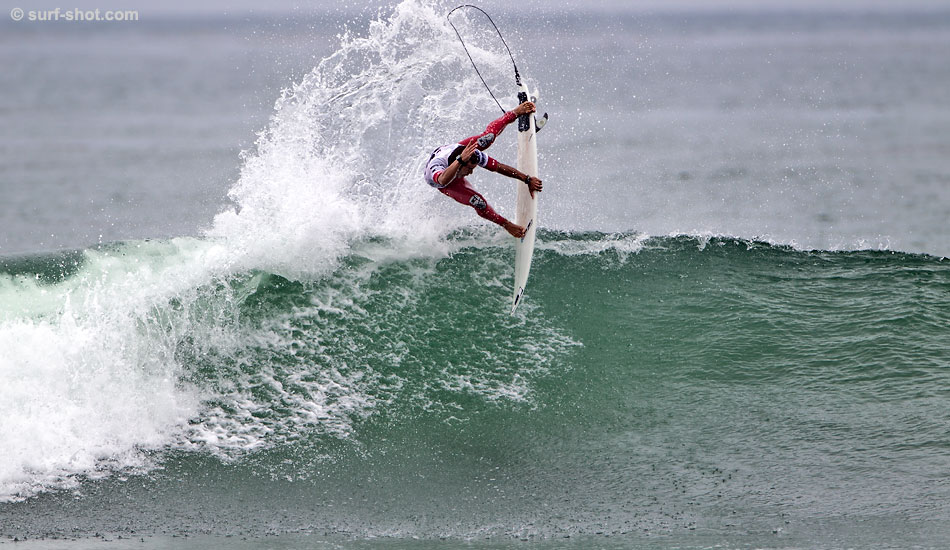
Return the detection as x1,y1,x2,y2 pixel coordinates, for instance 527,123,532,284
424,145,489,189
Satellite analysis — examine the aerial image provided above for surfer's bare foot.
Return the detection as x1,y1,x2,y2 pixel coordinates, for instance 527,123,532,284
505,222,526,239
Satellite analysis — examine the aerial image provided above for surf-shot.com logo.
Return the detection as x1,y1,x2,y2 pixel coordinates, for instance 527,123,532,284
10,7,140,22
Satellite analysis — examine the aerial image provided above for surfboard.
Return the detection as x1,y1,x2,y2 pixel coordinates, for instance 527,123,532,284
511,82,540,314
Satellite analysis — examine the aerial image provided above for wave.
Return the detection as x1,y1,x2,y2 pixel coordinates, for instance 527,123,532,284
2,231,948,503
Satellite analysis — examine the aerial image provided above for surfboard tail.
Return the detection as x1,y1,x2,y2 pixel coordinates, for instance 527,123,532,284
511,286,525,315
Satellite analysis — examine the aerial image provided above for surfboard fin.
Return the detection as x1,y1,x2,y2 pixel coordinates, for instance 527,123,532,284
511,287,525,314
527,93,548,133
535,112,549,133
521,219,533,243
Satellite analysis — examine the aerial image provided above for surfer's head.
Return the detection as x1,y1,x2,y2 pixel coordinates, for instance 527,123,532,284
449,145,477,177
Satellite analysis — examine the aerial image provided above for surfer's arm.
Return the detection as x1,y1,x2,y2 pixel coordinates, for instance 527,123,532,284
436,141,479,186
487,161,543,193
435,159,463,186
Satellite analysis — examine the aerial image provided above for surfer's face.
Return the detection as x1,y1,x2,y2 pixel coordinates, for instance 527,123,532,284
457,163,475,177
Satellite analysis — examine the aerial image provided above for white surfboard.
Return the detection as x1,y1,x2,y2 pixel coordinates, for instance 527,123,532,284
511,82,539,314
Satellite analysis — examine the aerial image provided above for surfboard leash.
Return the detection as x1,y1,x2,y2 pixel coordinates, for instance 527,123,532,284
447,4,522,114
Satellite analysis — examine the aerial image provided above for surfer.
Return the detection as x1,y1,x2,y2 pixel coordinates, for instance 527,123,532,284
425,102,543,238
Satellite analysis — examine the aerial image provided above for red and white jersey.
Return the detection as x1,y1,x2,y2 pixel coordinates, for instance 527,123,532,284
424,145,495,189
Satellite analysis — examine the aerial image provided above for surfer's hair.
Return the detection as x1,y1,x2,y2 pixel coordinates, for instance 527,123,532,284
447,145,467,166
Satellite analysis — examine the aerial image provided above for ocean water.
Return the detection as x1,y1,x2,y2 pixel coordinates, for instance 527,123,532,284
2,1,950,548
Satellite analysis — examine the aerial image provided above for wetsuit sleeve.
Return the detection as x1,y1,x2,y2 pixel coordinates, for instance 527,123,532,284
477,151,497,171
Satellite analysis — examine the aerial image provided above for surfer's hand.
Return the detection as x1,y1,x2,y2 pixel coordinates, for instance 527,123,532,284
527,176,543,195
460,140,478,164
504,222,526,239
513,102,536,116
